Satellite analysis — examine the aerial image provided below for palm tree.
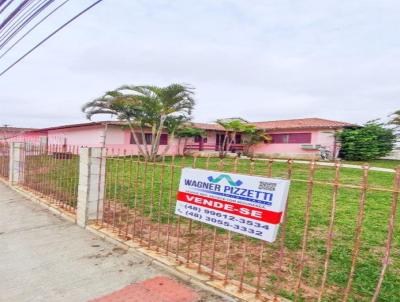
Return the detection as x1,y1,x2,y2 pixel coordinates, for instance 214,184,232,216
161,115,192,156
82,84,195,161
216,119,256,158
242,129,271,158
175,127,205,155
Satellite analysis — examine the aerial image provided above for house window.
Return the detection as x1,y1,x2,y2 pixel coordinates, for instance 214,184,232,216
194,136,207,143
269,134,289,143
235,134,242,144
159,133,168,145
288,133,312,143
144,133,152,144
130,133,168,145
130,133,143,144
269,133,311,144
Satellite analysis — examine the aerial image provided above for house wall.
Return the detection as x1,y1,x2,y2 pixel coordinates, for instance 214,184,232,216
7,131,47,143
103,128,180,156
252,129,337,159
113,129,222,156
48,125,106,146
0,130,21,140
183,130,218,146
316,130,337,154
205,131,218,145
45,125,180,156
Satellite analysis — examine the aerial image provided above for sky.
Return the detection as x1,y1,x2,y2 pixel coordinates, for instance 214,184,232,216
0,0,399,128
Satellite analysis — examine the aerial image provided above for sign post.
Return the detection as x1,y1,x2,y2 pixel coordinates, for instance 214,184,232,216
175,168,290,242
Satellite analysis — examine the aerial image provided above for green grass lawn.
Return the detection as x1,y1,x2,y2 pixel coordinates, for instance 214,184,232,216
22,155,400,301
23,154,79,209
336,159,399,169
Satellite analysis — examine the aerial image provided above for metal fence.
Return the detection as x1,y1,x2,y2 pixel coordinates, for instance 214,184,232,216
0,141,9,179
19,143,80,213
4,142,399,301
93,150,400,302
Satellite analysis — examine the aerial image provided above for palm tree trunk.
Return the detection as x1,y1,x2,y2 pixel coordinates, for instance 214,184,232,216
250,146,255,159
139,126,150,159
226,131,236,154
221,131,229,157
150,124,157,160
152,115,166,160
127,120,146,157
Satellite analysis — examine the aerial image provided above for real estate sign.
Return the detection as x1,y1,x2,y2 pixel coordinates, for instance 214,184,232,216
175,168,290,242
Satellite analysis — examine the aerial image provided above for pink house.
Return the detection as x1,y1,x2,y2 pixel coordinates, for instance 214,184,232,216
18,118,354,159
25,121,180,156
251,118,354,159
1,126,37,142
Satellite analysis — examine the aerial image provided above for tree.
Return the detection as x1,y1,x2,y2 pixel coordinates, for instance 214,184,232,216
388,110,400,127
216,119,257,158
175,127,205,155
161,116,191,156
242,128,271,158
337,122,396,161
82,84,195,161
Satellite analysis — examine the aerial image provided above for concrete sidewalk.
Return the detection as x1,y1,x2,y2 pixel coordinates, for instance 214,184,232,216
0,182,231,302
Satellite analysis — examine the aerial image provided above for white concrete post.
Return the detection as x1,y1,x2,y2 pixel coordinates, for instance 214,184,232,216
9,142,25,185
77,147,106,228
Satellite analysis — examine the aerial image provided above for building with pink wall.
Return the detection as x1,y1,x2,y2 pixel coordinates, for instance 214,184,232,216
0,126,39,142
250,118,352,159
27,121,180,156
19,118,354,159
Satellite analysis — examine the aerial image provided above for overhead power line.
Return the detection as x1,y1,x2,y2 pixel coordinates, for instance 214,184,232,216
0,0,16,16
0,0,9,9
0,0,71,60
0,0,31,31
0,0,104,78
0,1,12,13
0,0,43,39
0,0,14,14
0,0,55,50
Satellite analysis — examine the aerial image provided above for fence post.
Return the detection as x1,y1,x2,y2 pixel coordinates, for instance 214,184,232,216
77,147,106,228
9,142,25,185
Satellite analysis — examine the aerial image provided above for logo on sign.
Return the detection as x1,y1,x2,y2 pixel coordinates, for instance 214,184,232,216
207,174,243,186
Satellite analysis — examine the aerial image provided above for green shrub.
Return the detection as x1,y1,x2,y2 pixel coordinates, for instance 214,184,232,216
338,122,396,161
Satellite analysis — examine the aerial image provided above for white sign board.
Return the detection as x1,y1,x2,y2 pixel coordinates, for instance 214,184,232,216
175,168,290,242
